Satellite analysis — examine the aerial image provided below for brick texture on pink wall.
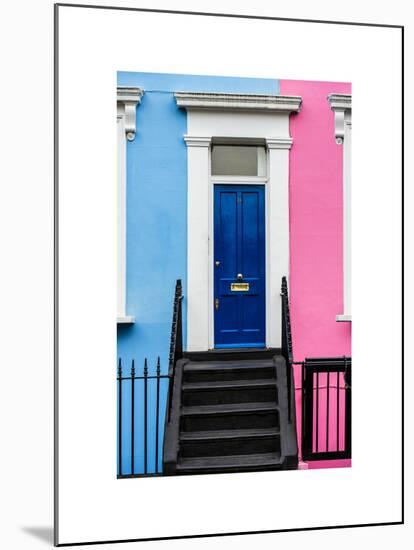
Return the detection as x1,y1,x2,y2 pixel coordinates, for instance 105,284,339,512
280,80,352,467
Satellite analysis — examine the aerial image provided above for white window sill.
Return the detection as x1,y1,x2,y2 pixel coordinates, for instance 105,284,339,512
117,315,135,324
336,314,352,322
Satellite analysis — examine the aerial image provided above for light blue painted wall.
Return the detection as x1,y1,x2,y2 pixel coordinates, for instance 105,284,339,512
116,71,279,475
117,71,279,94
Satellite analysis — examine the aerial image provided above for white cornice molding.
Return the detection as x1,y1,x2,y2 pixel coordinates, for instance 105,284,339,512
327,94,352,111
175,92,302,113
117,86,144,141
266,137,293,150
183,135,212,147
184,136,293,150
327,93,352,145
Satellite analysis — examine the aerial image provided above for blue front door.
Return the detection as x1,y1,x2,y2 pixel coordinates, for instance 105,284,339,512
214,185,266,348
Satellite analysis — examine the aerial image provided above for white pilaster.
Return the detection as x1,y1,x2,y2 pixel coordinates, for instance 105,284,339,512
184,136,212,351
116,86,143,323
343,118,352,319
266,139,291,347
116,114,127,320
328,94,352,321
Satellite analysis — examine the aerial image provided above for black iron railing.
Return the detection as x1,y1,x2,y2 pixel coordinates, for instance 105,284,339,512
117,357,170,477
281,276,294,421
167,279,183,421
301,356,351,461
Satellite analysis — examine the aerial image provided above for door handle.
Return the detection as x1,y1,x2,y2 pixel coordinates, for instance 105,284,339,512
215,298,219,311
237,273,243,280
215,260,220,267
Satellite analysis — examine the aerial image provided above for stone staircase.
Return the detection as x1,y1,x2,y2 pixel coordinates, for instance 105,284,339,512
163,350,298,475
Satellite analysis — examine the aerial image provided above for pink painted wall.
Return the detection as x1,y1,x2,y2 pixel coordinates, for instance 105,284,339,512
280,80,352,467
280,79,351,360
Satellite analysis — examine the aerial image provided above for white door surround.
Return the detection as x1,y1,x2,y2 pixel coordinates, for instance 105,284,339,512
175,92,302,351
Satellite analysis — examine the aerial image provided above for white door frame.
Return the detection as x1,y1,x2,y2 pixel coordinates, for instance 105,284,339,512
175,92,302,351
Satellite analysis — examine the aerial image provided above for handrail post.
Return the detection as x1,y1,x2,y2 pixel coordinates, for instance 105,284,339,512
168,279,183,422
143,358,148,475
117,358,123,477
281,276,293,422
130,359,135,475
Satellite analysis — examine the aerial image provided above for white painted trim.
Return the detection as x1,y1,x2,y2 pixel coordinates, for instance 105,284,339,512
327,93,352,110
183,135,211,147
211,175,268,184
265,140,290,347
327,93,351,145
116,115,127,321
116,86,143,323
266,137,293,150
328,93,352,321
343,118,352,318
117,86,144,141
336,314,352,322
179,93,300,350
117,315,136,324
175,91,302,113
186,136,212,350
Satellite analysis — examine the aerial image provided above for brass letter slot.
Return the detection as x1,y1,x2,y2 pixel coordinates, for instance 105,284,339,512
231,282,249,292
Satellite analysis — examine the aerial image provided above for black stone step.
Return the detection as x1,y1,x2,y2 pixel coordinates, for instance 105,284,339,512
183,348,280,362
182,379,276,390
180,427,279,440
180,402,279,432
183,360,276,383
177,452,283,474
179,427,280,457
181,379,278,406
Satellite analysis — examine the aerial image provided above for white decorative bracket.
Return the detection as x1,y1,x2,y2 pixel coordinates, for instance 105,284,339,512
327,94,352,145
117,86,144,141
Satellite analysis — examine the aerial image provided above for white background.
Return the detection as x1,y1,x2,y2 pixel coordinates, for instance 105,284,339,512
0,1,411,549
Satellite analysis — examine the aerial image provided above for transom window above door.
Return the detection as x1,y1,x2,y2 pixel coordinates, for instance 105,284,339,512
211,145,266,177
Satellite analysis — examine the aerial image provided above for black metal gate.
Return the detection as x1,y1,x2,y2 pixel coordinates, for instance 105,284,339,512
302,357,351,461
